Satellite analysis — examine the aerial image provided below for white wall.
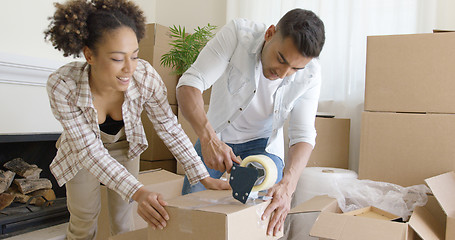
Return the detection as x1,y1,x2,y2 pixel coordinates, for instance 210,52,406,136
0,0,161,134
436,0,455,30
153,0,227,32
0,0,158,63
0,0,452,136
1,0,71,63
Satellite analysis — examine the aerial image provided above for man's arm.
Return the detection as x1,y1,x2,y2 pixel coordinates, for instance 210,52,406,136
176,20,242,172
262,142,313,236
176,86,239,172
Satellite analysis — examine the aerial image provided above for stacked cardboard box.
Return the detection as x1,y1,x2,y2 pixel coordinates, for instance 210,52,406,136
176,105,210,174
138,24,178,105
138,23,212,173
284,117,350,169
349,31,455,239
137,23,178,172
140,105,178,173
359,32,455,187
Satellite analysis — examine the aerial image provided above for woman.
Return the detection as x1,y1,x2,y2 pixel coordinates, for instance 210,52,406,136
44,0,228,239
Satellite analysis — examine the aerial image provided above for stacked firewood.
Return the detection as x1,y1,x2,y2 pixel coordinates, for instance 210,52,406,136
0,158,56,210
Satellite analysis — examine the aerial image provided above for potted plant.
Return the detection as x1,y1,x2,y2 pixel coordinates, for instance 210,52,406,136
160,24,217,75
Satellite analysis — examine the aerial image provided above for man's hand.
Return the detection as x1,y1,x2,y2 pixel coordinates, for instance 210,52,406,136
132,187,169,230
200,176,231,190
262,181,294,236
200,137,240,173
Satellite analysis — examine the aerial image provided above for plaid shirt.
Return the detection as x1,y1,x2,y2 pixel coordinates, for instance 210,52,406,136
47,59,209,201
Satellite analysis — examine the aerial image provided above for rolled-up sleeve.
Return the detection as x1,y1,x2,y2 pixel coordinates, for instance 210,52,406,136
287,64,321,148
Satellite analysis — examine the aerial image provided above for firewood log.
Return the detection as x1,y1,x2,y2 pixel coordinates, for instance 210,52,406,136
0,193,14,210
13,178,52,194
0,170,15,193
3,158,42,179
7,187,56,206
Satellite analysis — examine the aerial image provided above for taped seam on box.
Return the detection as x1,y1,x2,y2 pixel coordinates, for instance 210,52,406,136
181,194,270,210
255,203,268,230
176,208,193,234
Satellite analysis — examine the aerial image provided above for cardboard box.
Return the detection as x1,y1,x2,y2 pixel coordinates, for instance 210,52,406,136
96,169,184,239
110,171,454,240
421,171,455,239
148,190,283,240
364,32,455,113
109,228,148,240
293,194,447,240
359,111,455,187
139,23,179,105
176,104,210,175
284,117,350,169
138,23,212,105
140,104,178,161
343,206,400,221
140,159,176,173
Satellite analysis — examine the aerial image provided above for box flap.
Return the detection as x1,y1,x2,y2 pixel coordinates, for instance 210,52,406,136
343,206,400,221
138,169,182,184
310,211,407,240
447,216,455,239
425,171,455,217
408,206,445,240
289,195,338,214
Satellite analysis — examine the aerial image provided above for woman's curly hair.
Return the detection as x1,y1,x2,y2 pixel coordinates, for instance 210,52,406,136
44,0,146,58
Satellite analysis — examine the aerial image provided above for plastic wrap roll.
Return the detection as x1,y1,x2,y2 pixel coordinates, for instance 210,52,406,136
284,167,358,240
298,167,358,202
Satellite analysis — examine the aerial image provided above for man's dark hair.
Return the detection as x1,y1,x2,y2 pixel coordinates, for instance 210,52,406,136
277,8,325,58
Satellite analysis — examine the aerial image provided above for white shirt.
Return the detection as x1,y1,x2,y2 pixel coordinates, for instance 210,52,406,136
221,62,283,143
177,18,321,162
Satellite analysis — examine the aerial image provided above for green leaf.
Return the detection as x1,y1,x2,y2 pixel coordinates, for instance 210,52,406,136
159,23,217,75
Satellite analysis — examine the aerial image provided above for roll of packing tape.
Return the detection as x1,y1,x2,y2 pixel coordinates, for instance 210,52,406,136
240,155,278,192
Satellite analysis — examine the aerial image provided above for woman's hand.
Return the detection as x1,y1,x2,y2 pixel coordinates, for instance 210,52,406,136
132,187,169,230
200,176,231,190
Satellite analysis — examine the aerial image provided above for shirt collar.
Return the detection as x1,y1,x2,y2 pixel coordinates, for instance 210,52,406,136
75,63,93,108
251,34,265,58
126,67,142,101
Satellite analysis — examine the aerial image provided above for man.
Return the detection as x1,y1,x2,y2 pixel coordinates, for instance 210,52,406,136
177,8,325,236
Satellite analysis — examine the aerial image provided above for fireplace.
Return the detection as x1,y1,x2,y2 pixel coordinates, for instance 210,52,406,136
0,134,69,238
0,53,70,238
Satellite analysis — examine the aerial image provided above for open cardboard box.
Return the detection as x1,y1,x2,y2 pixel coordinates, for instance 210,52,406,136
343,206,401,221
416,171,455,239
290,176,451,240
